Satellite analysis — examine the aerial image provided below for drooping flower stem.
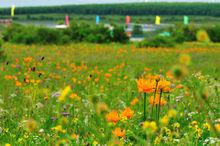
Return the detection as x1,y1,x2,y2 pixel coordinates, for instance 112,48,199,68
157,90,163,123
150,81,159,120
155,104,158,122
143,92,147,121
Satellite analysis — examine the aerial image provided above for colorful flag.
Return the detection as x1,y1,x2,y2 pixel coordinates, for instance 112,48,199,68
65,15,69,26
184,16,189,25
110,29,114,37
11,5,15,17
125,15,131,25
96,16,100,24
155,16,160,25
159,32,171,37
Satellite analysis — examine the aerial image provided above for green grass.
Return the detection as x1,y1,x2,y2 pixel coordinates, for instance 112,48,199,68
0,42,219,145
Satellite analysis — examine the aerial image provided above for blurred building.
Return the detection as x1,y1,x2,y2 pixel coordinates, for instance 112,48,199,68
0,19,12,26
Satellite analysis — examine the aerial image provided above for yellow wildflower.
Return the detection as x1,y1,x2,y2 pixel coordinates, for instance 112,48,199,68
93,140,99,146
56,139,69,146
167,109,177,118
196,29,210,43
191,121,198,127
203,123,211,131
143,121,157,134
51,125,66,133
173,123,180,129
154,135,162,144
160,115,169,126
58,86,71,102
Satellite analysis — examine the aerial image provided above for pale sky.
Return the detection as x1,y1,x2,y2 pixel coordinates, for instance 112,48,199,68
0,0,139,8
0,0,219,8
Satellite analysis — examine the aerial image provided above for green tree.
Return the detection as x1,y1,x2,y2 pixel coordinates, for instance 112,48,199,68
0,38,6,62
132,24,143,37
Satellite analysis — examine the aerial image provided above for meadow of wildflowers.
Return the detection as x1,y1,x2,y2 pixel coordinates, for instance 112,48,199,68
0,42,219,145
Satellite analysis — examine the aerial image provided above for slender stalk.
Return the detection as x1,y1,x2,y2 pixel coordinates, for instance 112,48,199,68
150,81,159,120
167,94,170,109
143,92,147,121
157,90,163,123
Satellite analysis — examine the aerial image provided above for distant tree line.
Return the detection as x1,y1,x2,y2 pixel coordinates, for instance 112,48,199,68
1,3,220,16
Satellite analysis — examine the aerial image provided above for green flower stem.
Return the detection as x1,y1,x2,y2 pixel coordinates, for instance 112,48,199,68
143,92,147,121
150,81,159,120
167,94,170,109
157,90,163,123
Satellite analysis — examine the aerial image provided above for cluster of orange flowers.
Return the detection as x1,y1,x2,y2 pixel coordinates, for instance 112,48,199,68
106,107,134,138
4,57,43,87
5,75,22,87
136,75,172,107
106,107,134,124
136,75,172,94
136,77,155,93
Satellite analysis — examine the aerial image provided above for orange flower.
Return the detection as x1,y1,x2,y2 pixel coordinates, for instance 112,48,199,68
136,78,155,93
144,68,151,72
15,81,22,87
157,79,171,92
24,75,30,83
130,97,139,106
96,102,108,115
4,75,13,80
105,73,112,78
106,111,120,124
179,54,191,66
44,96,49,101
166,70,174,79
152,75,161,82
72,78,77,83
176,84,184,89
149,94,167,106
23,57,33,63
71,133,79,139
95,78,99,82
124,76,128,80
214,124,220,132
15,58,19,63
112,128,126,137
11,64,16,68
120,107,134,119
70,93,81,101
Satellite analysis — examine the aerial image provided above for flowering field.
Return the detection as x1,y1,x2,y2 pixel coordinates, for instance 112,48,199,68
0,43,220,145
